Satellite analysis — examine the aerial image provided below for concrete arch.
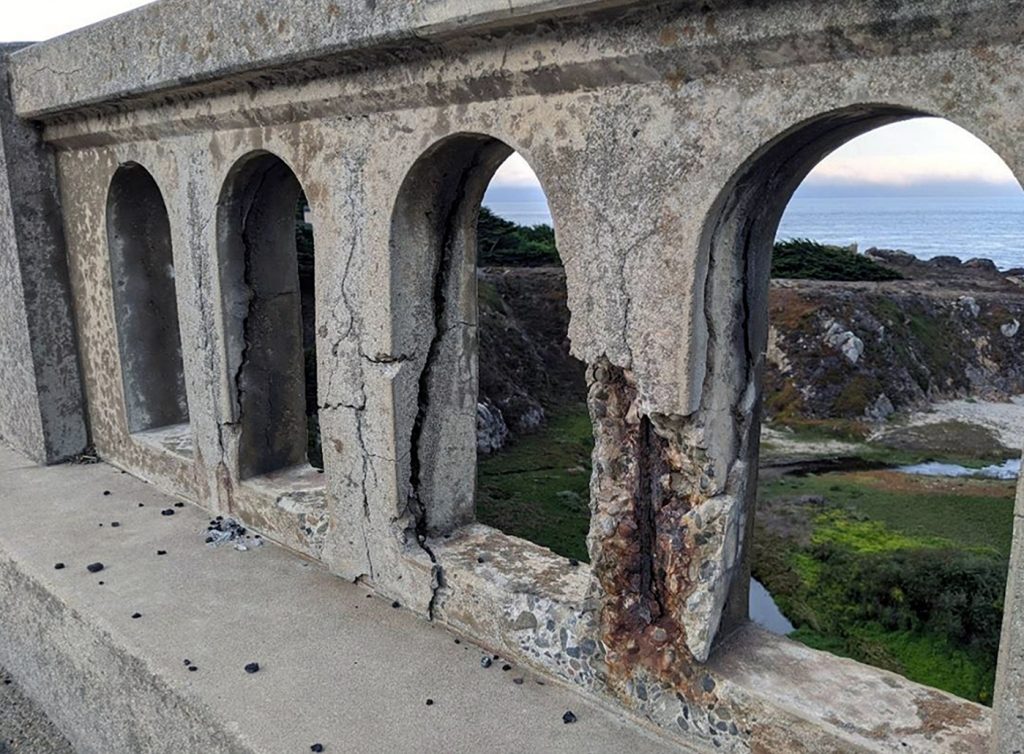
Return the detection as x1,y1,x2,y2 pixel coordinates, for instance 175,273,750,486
106,161,189,434
699,103,1024,727
216,149,316,479
388,131,566,537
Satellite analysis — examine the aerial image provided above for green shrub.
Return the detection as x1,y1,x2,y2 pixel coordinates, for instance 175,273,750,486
840,548,1006,658
772,238,903,281
478,206,560,266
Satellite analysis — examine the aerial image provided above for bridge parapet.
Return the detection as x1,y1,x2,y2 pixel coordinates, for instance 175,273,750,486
0,1,1022,751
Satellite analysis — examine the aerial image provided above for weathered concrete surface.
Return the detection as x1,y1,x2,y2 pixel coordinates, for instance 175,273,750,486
2,0,1023,751
0,665,74,753
995,512,1024,753
710,626,992,754
0,445,686,754
8,0,642,118
0,46,87,464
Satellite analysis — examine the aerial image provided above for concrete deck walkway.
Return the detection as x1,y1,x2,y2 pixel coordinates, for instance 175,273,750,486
0,446,686,753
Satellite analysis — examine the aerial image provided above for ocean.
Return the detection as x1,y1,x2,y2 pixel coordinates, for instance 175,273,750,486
484,195,1024,270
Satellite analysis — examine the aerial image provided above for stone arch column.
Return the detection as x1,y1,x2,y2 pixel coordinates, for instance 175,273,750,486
389,133,513,538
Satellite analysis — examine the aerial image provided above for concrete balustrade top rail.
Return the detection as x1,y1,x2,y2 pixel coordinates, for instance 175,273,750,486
8,0,642,118
9,0,1018,119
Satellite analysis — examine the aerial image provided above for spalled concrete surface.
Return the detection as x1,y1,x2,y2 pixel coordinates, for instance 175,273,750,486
0,445,688,754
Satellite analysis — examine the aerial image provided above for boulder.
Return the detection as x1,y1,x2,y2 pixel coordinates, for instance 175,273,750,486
964,257,998,272
476,401,509,455
864,247,915,265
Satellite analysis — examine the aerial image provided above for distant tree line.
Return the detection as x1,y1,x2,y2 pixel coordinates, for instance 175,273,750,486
476,213,902,282
477,206,559,266
772,238,903,281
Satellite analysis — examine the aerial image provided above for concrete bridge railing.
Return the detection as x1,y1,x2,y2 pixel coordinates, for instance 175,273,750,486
1,1,1022,751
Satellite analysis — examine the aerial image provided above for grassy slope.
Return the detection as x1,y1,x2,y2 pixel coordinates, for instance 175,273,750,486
476,407,593,563
763,472,1015,556
756,471,1014,704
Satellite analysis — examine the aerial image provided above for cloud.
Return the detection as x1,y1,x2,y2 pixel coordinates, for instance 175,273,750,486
806,154,1018,187
490,153,543,187
488,118,1021,194
805,117,1019,188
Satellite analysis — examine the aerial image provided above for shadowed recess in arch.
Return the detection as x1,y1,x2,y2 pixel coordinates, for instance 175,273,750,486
216,151,320,479
106,161,190,436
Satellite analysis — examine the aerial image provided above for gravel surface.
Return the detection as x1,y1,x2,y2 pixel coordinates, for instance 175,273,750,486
0,668,74,754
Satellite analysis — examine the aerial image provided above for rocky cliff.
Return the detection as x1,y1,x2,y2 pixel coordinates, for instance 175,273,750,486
477,267,585,453
765,251,1024,424
478,252,1024,451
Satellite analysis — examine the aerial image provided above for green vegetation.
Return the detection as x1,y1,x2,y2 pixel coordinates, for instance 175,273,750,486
764,472,1015,555
772,238,903,281
476,407,593,562
755,471,1013,704
477,206,560,266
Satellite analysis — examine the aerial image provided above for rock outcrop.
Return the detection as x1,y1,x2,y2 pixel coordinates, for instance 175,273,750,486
765,253,1024,422
478,253,1024,444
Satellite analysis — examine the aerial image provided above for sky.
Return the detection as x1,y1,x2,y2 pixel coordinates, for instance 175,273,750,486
3,1,154,42
492,118,1021,198
5,4,1019,198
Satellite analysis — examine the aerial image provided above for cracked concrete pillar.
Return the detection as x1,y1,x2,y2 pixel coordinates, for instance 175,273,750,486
0,44,88,463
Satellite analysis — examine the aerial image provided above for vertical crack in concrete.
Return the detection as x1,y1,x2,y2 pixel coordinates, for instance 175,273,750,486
352,389,375,580
232,168,272,434
404,157,483,619
636,416,666,624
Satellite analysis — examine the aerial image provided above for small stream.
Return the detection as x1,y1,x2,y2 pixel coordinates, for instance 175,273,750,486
749,578,795,635
896,457,1020,480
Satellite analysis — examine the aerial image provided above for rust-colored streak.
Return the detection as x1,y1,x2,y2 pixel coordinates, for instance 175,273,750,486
588,359,706,693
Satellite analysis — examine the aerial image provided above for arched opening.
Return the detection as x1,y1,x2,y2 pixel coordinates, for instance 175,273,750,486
475,155,591,562
390,134,588,559
217,152,320,479
106,162,189,434
706,108,1023,707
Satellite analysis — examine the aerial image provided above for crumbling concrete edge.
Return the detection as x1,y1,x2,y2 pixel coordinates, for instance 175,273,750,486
0,545,254,754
